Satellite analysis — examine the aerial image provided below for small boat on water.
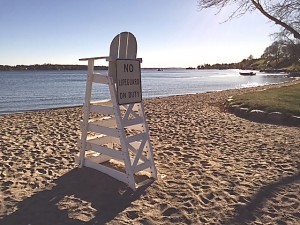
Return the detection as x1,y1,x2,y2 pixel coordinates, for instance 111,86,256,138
239,71,256,76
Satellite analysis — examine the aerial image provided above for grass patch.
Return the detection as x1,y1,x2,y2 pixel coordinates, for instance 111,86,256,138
230,83,300,116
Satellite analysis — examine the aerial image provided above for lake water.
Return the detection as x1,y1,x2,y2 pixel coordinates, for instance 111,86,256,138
0,69,293,114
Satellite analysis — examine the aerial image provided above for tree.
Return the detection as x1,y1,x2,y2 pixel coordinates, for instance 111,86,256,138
262,40,300,68
263,41,283,66
197,0,300,40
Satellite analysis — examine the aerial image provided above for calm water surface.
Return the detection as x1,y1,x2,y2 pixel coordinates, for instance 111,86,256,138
0,69,293,114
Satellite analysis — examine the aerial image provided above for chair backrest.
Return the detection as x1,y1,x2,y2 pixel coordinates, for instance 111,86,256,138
108,32,137,83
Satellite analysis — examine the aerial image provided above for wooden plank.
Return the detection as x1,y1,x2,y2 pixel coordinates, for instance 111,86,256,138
125,123,144,131
88,135,120,145
86,154,112,164
127,143,149,163
133,161,151,173
80,118,116,129
119,32,129,58
79,56,109,61
91,117,116,128
129,139,148,166
126,32,137,59
79,59,95,168
93,74,109,84
132,139,147,168
88,123,119,137
126,133,147,143
109,34,120,59
84,159,131,186
90,104,114,115
86,142,123,160
122,104,134,121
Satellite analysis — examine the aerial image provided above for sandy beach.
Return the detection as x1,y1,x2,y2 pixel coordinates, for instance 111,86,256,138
0,83,299,225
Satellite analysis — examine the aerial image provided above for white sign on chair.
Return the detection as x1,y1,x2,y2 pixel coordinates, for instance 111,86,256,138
116,59,142,105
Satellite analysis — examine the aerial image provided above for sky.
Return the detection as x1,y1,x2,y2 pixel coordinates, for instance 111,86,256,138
0,0,280,68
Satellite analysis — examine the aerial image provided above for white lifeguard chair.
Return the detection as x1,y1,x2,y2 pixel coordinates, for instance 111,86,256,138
76,32,157,191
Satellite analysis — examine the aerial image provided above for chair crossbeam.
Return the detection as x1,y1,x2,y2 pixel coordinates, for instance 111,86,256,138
90,104,114,115
86,142,123,160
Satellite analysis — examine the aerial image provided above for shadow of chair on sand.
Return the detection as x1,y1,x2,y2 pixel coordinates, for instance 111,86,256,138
1,167,153,225
224,170,300,225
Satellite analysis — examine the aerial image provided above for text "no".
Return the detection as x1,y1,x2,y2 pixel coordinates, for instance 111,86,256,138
124,64,134,72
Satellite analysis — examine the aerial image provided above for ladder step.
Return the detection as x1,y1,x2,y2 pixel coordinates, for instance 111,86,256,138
87,135,120,145
88,123,119,137
125,123,144,131
126,133,147,143
90,104,114,115
85,154,112,164
86,142,123,160
75,152,112,164
80,117,116,131
77,134,106,147
91,117,116,128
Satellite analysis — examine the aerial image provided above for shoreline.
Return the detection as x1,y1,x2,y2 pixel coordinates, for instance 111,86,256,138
0,82,299,224
0,77,297,116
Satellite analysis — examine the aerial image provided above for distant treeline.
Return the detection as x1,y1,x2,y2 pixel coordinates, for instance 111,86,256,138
0,64,108,71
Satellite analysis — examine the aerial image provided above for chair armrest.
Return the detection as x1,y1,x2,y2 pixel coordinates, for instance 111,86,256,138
79,56,109,61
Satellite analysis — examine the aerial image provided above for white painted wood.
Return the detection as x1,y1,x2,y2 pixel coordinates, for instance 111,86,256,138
88,123,119,138
79,59,95,168
127,33,138,59
132,138,147,168
90,117,116,128
134,161,151,173
119,32,130,59
80,118,116,130
86,142,123,160
88,154,112,164
124,123,144,131
79,56,109,61
126,133,147,143
87,135,120,145
89,104,114,115
107,75,136,190
78,32,157,191
123,104,140,116
139,103,157,178
127,143,149,163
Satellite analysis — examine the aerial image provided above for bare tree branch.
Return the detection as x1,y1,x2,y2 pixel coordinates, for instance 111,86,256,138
198,0,300,40
250,0,300,39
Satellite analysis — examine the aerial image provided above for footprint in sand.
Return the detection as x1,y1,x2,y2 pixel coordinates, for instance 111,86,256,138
126,210,139,220
162,207,180,217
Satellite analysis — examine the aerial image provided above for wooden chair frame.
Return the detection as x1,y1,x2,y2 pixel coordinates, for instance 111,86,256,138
77,32,157,190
